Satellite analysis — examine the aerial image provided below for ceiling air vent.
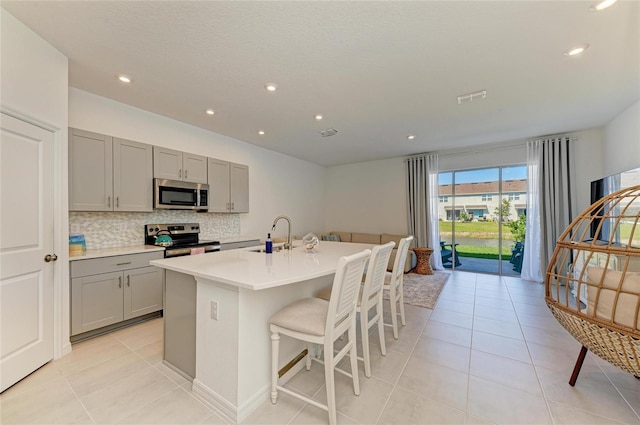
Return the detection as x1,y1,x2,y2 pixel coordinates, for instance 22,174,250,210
457,89,487,105
319,128,338,137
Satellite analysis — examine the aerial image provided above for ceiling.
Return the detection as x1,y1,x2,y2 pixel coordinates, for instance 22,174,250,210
3,1,639,166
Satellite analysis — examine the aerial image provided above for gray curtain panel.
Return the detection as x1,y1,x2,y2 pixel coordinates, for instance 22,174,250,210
539,137,577,277
406,154,443,270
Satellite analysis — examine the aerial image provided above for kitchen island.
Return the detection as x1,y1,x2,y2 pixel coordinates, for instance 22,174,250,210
150,241,373,423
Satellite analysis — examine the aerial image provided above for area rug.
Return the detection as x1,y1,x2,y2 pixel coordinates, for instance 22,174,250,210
384,272,450,310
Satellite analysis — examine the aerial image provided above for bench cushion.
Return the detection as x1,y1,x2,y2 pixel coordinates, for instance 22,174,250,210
351,232,381,244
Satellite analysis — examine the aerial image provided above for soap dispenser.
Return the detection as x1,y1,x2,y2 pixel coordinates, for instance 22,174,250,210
265,233,273,254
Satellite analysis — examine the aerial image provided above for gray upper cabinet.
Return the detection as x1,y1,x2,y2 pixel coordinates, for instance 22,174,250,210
207,158,249,213
113,137,153,211
69,128,153,212
69,128,113,211
230,162,249,213
153,147,207,183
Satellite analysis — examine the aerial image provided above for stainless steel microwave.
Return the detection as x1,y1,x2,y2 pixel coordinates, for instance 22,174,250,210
154,178,209,211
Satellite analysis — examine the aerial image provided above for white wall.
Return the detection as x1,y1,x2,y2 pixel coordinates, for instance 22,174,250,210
69,89,327,241
572,128,604,212
1,8,70,357
1,11,68,126
325,157,408,234
326,128,605,233
603,100,640,177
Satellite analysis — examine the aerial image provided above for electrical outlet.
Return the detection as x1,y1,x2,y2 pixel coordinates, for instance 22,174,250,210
118,223,127,233
210,299,218,320
70,224,81,234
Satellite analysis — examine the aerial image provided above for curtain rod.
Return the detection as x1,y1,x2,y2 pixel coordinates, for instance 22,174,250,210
406,142,523,160
406,135,578,160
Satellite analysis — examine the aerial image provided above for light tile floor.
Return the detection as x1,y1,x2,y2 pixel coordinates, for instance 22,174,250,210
2,271,640,424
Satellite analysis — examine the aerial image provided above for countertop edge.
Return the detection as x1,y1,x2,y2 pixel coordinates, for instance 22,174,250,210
69,245,165,261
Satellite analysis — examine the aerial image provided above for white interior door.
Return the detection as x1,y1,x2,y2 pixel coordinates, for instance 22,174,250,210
0,113,55,392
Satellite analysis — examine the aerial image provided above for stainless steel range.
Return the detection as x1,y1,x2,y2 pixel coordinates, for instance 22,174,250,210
145,223,221,258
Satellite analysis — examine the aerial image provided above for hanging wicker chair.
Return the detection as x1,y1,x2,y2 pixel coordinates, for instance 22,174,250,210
545,185,640,385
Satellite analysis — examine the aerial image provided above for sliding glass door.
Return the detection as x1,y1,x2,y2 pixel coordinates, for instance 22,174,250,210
438,165,527,275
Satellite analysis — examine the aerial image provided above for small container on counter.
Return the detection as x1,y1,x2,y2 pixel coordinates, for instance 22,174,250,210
265,233,273,254
69,234,86,255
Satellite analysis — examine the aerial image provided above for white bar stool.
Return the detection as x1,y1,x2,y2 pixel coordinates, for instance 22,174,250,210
384,236,413,339
316,241,395,377
356,241,395,376
269,249,371,425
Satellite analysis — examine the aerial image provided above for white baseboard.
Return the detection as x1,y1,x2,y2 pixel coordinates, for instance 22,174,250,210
191,360,307,424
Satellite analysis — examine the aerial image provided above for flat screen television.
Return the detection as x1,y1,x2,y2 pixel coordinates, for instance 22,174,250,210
590,166,640,245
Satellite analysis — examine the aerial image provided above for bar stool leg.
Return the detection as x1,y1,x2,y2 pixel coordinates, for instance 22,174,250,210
349,325,360,396
399,291,406,326
389,294,399,339
377,300,387,356
324,342,337,425
270,331,280,404
360,310,371,377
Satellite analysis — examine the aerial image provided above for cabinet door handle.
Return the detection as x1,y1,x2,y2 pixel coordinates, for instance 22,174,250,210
126,275,130,287
116,196,119,208
108,196,111,208
231,202,235,210
116,261,132,266
118,276,122,288
185,169,188,179
179,169,182,178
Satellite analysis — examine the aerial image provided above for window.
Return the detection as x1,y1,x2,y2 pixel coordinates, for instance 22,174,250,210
438,165,527,276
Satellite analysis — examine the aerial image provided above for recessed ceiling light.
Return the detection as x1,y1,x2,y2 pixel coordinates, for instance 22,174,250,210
315,114,323,120
205,109,215,115
590,0,617,11
117,75,132,83
258,130,265,135
407,135,416,140
564,44,590,56
265,83,278,92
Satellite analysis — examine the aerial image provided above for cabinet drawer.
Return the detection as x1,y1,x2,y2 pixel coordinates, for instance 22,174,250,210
71,251,164,278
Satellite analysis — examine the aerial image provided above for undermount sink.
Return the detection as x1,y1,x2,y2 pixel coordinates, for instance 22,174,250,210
248,246,284,253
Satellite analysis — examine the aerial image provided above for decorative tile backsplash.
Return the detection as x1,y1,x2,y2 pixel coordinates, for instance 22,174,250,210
69,211,240,249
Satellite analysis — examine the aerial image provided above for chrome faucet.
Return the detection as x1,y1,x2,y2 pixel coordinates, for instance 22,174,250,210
271,215,292,250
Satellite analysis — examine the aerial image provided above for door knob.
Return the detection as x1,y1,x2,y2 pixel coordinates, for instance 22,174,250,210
44,254,58,262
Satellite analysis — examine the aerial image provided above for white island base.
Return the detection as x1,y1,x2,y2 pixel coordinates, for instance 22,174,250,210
151,241,373,423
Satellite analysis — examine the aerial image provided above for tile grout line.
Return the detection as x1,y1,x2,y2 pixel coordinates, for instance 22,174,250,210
464,272,480,423
506,277,557,425
373,303,435,424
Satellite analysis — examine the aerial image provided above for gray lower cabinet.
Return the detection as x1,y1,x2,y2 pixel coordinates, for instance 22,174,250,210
70,252,164,336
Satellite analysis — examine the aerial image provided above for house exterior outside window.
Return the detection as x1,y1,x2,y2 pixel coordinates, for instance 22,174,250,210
438,179,526,221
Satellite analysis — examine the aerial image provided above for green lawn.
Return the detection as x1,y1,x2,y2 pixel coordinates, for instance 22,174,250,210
438,221,516,259
439,221,516,240
455,244,513,260
440,220,636,261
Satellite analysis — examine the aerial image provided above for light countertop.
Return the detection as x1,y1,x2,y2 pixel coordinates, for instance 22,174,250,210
150,241,373,291
218,236,261,244
69,245,165,261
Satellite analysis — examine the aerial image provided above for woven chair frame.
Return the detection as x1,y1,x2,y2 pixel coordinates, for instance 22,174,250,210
545,185,640,378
